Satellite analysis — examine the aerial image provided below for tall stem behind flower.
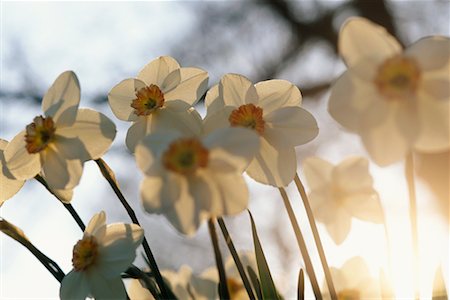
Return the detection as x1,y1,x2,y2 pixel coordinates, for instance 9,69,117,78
94,158,170,300
405,153,420,300
208,217,230,299
294,173,337,300
278,187,322,299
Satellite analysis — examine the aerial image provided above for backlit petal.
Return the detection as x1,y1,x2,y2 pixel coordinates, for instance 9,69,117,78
0,140,25,204
108,78,146,122
406,36,450,71
219,74,258,107
60,270,90,300
57,108,116,160
87,272,127,300
325,208,352,245
4,131,41,180
85,211,106,236
137,56,180,87
256,79,301,114
165,67,209,105
339,17,401,67
41,146,83,190
204,84,223,115
208,172,249,216
42,71,80,127
302,157,333,190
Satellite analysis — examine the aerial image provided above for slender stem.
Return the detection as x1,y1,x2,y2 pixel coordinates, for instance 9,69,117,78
294,174,336,300
25,241,66,282
94,158,169,299
217,217,256,300
405,153,420,300
278,187,322,299
34,174,86,232
208,217,230,299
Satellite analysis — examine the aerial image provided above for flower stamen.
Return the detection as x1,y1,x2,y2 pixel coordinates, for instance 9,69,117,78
374,55,421,100
24,116,56,154
229,104,265,135
162,138,209,175
131,84,165,116
72,235,99,271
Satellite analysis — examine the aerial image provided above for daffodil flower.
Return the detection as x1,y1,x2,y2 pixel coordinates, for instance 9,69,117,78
135,125,260,235
328,257,382,299
203,74,318,187
108,56,208,152
328,17,450,165
0,139,25,205
4,71,116,191
303,156,383,245
60,211,144,300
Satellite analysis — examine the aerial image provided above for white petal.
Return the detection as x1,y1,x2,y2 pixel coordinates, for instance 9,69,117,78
406,36,450,71
325,208,352,245
137,56,180,87
302,157,333,190
52,188,73,204
246,137,296,187
4,131,41,180
308,188,341,224
339,257,371,289
42,71,80,127
0,142,25,204
328,70,381,131
187,172,220,215
126,118,150,153
203,106,234,135
421,78,450,102
87,272,127,300
359,107,411,166
204,84,223,115
414,91,450,152
135,131,180,175
339,17,401,67
60,270,90,300
161,69,181,92
264,107,318,147
204,127,260,173
332,157,373,192
255,79,301,114
343,192,383,223
108,78,146,122
164,67,209,106
97,224,143,277
128,279,155,300
85,211,106,236
219,74,258,107
57,109,116,160
208,172,249,216
41,146,83,190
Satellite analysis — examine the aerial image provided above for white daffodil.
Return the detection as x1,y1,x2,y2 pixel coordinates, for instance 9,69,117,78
60,211,144,300
203,74,318,187
303,156,383,245
129,265,217,300
328,257,381,299
4,71,116,191
0,139,25,205
108,56,208,152
328,17,450,166
135,125,259,235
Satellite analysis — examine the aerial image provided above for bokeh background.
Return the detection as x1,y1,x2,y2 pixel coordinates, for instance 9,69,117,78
1,1,449,299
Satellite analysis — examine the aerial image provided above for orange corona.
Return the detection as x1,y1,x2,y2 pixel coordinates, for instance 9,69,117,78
229,103,265,135
162,138,209,175
131,84,165,116
72,235,99,271
24,115,56,154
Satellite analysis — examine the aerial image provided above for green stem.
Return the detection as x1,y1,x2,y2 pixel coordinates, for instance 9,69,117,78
278,187,322,299
405,153,420,300
94,158,169,299
217,217,256,300
34,174,86,232
208,217,230,299
294,174,336,300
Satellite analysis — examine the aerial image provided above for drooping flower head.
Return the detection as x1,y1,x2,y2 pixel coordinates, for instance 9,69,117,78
4,71,116,192
328,17,450,165
60,211,144,300
108,56,209,152
0,139,25,205
135,124,260,235
303,156,383,245
204,74,319,187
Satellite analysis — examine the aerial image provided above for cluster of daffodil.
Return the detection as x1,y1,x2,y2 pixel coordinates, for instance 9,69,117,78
1,16,449,299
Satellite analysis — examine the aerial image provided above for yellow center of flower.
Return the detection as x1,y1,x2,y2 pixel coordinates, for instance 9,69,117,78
72,235,99,271
374,55,421,100
338,289,361,300
24,115,56,154
229,104,265,135
227,278,247,300
162,138,209,175
131,84,165,116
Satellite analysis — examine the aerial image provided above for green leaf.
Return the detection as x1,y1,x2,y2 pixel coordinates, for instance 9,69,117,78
297,269,304,300
247,266,263,300
248,210,280,300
